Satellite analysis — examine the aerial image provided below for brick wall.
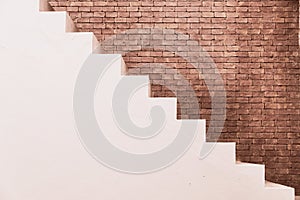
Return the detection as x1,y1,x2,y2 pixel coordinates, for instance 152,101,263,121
48,0,300,194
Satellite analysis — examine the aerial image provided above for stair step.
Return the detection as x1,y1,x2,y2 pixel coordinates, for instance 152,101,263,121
38,11,76,33
235,162,265,188
202,142,236,164
265,181,294,189
120,75,150,98
50,32,99,56
264,181,295,199
69,32,99,52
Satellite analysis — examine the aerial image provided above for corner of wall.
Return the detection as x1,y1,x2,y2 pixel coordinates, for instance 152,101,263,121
39,0,53,11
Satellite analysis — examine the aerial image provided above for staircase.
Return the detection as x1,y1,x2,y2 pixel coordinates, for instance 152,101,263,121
0,0,296,199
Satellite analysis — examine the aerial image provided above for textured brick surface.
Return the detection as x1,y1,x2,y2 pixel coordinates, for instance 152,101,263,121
48,0,300,194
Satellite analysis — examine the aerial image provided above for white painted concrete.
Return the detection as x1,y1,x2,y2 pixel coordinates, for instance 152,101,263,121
0,0,295,199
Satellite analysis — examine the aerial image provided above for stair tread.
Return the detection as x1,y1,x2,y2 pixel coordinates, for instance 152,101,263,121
265,181,294,189
236,161,264,167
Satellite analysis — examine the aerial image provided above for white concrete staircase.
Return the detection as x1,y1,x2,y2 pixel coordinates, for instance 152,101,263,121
0,0,296,199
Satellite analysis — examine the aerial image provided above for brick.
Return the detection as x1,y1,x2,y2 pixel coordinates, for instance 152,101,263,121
66,7,78,12
79,7,91,12
215,12,226,18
